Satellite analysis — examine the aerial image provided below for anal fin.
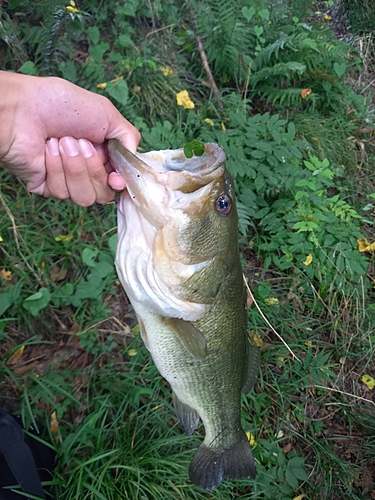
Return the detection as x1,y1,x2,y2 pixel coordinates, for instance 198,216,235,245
172,391,200,436
242,343,261,394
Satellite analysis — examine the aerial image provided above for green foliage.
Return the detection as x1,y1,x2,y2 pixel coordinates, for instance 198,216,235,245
183,139,205,158
175,99,369,298
1,1,375,499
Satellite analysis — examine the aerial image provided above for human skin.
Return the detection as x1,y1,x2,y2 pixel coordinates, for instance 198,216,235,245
0,71,141,206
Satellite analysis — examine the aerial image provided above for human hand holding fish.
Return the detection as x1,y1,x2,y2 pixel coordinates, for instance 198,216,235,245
0,71,140,206
109,139,260,490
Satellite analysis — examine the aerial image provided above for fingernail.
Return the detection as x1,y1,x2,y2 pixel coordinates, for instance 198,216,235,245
60,136,79,157
78,138,94,159
46,137,60,156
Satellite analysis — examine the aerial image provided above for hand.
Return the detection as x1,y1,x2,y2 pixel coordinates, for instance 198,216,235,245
0,71,141,206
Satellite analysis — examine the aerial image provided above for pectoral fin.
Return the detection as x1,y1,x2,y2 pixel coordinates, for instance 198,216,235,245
172,391,200,435
164,317,207,360
242,343,261,394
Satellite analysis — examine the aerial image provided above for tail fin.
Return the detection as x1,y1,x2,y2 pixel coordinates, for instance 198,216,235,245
188,432,256,491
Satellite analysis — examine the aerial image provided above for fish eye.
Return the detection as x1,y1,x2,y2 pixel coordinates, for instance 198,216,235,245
215,195,231,215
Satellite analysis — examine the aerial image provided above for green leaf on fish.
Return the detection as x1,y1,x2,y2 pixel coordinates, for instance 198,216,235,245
183,139,205,159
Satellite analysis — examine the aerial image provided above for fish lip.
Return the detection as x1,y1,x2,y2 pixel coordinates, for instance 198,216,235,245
108,139,226,177
108,138,154,175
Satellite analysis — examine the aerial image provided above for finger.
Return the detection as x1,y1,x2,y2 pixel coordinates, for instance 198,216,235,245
77,138,115,204
108,171,126,191
93,143,108,165
45,137,70,199
59,136,97,207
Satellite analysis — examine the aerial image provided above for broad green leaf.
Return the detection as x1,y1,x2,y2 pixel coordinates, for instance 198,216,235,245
258,9,270,20
183,139,205,159
333,62,346,78
23,288,51,317
87,26,100,45
257,281,271,299
0,281,23,316
82,248,99,267
117,34,133,47
285,468,299,489
58,61,77,83
108,234,117,256
241,6,255,21
106,79,129,107
287,122,296,140
89,42,110,64
254,25,264,37
19,61,38,75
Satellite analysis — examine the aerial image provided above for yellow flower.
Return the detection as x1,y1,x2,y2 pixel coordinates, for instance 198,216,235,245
176,90,195,109
97,82,107,90
50,411,59,434
303,254,313,266
70,0,76,5
0,236,3,242
66,5,79,13
128,349,138,357
221,121,226,131
362,374,375,390
55,234,74,242
160,66,174,76
246,432,257,446
264,297,279,306
324,14,332,21
204,118,214,126
7,345,25,365
357,238,375,253
249,329,263,348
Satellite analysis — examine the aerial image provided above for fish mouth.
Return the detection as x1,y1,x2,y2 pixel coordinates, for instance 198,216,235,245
108,139,226,192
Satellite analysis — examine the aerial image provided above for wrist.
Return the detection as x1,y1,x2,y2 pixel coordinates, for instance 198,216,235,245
0,71,34,160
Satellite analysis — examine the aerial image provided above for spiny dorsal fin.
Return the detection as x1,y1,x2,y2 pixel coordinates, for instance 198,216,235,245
164,317,207,360
172,391,200,436
242,343,261,394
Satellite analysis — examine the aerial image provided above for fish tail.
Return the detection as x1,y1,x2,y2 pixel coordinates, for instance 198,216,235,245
188,431,256,491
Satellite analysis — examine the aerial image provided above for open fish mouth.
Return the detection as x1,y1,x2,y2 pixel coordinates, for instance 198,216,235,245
108,139,226,194
108,139,230,322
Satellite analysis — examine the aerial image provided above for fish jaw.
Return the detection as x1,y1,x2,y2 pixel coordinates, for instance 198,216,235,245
116,191,208,321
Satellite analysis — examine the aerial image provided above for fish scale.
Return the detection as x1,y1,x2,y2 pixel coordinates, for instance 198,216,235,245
109,139,258,490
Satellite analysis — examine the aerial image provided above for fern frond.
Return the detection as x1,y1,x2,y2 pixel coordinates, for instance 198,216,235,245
236,201,255,236
259,86,305,107
254,33,293,68
37,8,70,74
251,61,306,87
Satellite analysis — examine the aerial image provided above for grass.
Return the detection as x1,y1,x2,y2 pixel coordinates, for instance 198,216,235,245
1,0,375,497
1,171,375,499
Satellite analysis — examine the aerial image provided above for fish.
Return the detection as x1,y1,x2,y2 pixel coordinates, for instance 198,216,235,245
108,139,259,491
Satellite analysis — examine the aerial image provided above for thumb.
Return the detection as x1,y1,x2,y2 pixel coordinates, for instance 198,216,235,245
105,108,141,154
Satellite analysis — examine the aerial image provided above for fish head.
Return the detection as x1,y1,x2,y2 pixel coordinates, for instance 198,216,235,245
109,139,239,321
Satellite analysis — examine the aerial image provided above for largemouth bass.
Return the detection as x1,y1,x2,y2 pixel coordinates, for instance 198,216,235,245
108,139,258,490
